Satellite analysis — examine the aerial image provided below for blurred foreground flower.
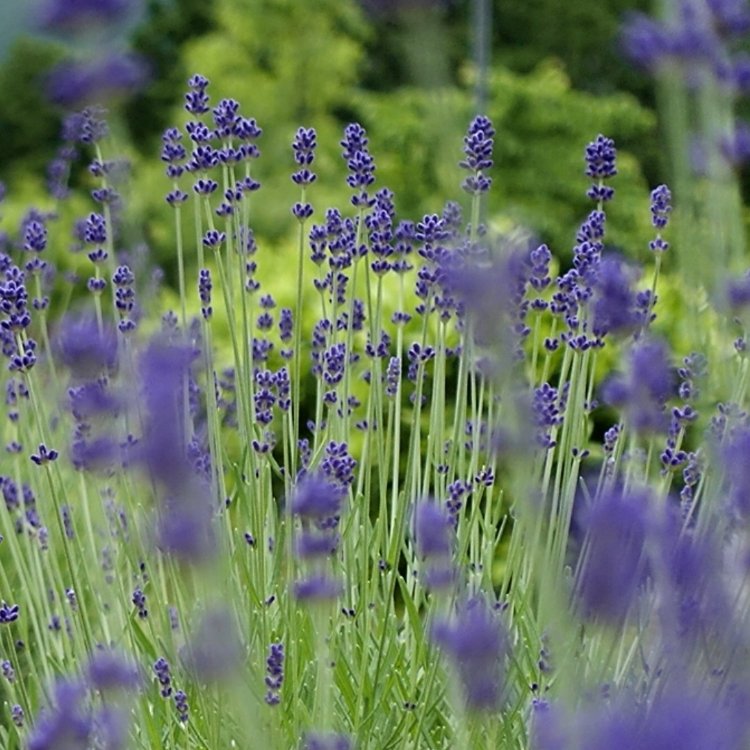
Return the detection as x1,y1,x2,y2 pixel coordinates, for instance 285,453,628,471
573,486,651,625
46,53,148,107
431,595,507,711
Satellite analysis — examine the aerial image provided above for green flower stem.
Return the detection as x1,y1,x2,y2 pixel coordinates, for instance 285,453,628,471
32,274,58,387
291,186,310,480
173,199,188,330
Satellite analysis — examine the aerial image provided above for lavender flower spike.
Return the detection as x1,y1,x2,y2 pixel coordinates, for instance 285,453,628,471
460,114,495,195
265,642,284,705
649,183,672,252
584,134,617,203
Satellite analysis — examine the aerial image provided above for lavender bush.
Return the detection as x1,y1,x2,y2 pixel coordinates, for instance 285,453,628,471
4,2,750,749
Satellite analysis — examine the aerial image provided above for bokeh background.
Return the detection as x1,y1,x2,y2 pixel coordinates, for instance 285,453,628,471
1,0,727,304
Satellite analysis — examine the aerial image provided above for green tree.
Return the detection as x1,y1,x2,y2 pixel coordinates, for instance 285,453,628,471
0,37,65,173
124,0,219,147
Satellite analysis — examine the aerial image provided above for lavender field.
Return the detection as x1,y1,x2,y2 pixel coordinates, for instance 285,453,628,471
2,1,750,749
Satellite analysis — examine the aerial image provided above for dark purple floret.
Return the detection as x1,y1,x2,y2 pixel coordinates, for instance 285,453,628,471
292,126,317,183
193,177,218,196
460,115,495,171
320,441,357,490
212,98,240,138
11,703,23,727
161,127,186,172
30,443,59,466
584,134,617,202
185,74,210,115
202,229,225,249
186,123,214,147
430,595,507,711
23,219,48,254
112,265,133,290
265,641,284,705
340,122,368,161
174,690,188,723
585,134,618,178
131,588,147,619
153,657,172,698
84,212,107,245
0,601,19,624
234,115,262,141
650,184,672,230
166,189,189,206
198,268,212,320
460,115,495,194
87,277,106,295
341,123,376,206
279,307,293,343
293,202,314,220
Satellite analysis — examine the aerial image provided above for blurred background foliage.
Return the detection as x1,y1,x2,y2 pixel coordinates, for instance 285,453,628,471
0,0,666,283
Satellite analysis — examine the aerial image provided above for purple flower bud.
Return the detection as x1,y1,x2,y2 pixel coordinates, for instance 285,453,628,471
265,641,284,705
131,588,147,619
174,689,188,723
198,268,212,320
650,183,672,230
30,443,59,466
584,134,617,180
0,601,19,624
153,657,172,698
460,115,495,194
185,74,210,115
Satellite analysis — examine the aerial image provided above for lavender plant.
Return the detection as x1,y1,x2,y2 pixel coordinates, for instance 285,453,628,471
4,3,750,749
